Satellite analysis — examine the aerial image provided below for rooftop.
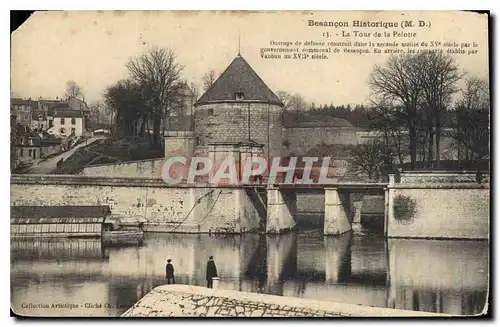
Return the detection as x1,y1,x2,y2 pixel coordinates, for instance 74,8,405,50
196,54,282,106
54,109,83,118
11,98,36,106
11,205,111,219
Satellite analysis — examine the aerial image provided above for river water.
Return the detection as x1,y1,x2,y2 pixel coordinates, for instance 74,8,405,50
11,230,488,317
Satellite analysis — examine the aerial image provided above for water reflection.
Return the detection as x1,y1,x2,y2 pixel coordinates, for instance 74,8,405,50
11,232,488,317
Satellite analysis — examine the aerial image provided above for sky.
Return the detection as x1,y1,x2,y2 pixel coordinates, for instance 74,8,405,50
11,11,489,106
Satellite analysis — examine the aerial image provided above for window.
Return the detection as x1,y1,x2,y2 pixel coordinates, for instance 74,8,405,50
20,149,23,157
61,118,65,124
49,120,53,128
235,92,245,100
208,108,214,116
71,118,76,125
71,128,76,136
28,149,32,157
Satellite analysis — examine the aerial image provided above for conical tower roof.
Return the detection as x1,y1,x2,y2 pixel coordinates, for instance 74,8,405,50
195,54,282,106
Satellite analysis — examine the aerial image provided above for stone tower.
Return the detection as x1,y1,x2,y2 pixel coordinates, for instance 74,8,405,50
194,54,284,160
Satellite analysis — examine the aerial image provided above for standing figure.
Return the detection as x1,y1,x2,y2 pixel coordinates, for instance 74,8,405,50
476,171,483,184
206,256,218,288
166,259,175,284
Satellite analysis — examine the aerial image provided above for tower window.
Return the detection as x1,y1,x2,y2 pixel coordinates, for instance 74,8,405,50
207,108,214,116
235,92,245,100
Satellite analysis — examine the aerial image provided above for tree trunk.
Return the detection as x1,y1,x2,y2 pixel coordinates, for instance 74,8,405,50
139,116,145,137
435,116,441,168
427,127,434,168
153,117,161,146
409,123,417,170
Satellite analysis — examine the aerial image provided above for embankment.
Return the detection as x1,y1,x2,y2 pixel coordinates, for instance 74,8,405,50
122,284,450,317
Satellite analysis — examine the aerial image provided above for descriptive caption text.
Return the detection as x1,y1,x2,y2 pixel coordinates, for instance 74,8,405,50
260,19,480,60
20,302,130,310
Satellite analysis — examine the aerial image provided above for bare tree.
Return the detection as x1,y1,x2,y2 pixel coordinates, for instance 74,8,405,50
451,74,490,161
277,91,292,108
349,139,390,181
368,54,422,170
104,79,147,138
202,69,216,91
126,46,183,146
190,82,199,102
368,100,408,166
65,80,83,100
289,93,309,113
278,91,310,125
89,102,102,125
416,51,461,168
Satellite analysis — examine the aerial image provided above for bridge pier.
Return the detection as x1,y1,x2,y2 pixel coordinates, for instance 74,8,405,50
324,188,352,236
266,187,297,234
324,232,352,283
265,233,297,295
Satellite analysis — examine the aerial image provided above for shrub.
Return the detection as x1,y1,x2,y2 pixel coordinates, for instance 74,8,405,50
393,195,417,224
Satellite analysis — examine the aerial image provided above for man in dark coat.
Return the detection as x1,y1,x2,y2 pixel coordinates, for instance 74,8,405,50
166,259,175,284
206,256,218,288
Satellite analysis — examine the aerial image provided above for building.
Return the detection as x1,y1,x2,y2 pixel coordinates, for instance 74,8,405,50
159,83,198,133
30,109,48,132
68,97,88,112
51,109,85,137
11,98,36,128
14,131,42,163
40,100,67,131
68,97,91,131
15,144,42,163
194,54,284,159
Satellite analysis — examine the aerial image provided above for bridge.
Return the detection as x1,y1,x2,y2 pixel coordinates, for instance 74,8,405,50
258,182,388,235
10,170,489,239
11,174,387,236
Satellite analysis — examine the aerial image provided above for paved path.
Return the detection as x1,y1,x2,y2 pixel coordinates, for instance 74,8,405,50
26,137,104,174
122,285,451,318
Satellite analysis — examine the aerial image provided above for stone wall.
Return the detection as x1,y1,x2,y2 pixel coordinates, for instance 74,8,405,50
296,193,324,214
387,173,490,239
122,285,448,317
195,103,283,158
283,126,358,155
80,159,165,178
41,143,62,158
10,176,261,234
388,186,489,239
400,172,489,184
164,131,196,159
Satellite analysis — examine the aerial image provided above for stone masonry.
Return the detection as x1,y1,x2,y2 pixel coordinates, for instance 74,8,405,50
387,173,490,239
10,176,262,234
121,285,449,317
195,102,283,159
